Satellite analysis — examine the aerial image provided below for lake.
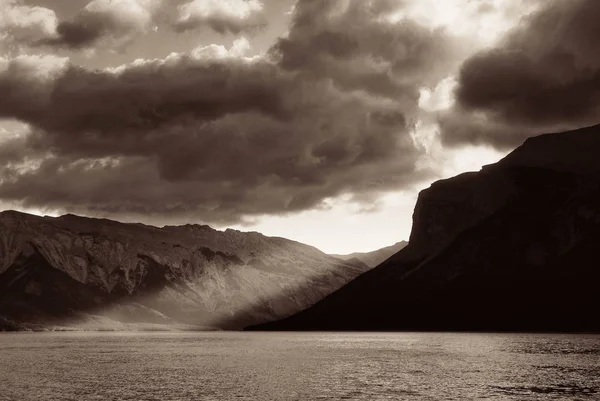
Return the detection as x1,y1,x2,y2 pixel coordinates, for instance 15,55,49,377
0,332,598,400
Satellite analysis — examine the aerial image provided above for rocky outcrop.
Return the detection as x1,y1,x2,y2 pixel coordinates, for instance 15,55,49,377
251,124,600,332
331,241,407,268
0,212,368,330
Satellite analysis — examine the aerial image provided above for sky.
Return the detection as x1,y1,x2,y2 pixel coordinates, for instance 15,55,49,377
1,0,599,254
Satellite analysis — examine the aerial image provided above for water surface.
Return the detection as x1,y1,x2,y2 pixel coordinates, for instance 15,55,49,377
0,332,598,400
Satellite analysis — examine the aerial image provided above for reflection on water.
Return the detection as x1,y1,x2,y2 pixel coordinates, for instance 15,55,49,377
0,332,598,400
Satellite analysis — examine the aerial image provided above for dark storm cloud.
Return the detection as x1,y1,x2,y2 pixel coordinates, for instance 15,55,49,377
47,17,112,49
0,52,289,137
35,0,160,50
0,0,454,224
444,0,600,147
273,0,464,101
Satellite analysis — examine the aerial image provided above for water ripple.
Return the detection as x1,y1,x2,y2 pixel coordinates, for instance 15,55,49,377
0,332,598,401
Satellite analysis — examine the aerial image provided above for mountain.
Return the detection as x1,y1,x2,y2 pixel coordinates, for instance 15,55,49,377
250,124,600,332
331,241,408,268
0,212,369,331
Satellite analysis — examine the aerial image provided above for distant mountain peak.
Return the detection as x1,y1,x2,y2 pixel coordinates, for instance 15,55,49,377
330,241,408,268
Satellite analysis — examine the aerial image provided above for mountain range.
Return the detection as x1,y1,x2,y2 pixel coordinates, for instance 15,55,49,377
0,212,370,331
3,124,599,333
251,124,600,332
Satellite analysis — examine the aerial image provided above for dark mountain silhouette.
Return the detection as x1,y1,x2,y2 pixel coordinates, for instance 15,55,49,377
250,124,600,332
0,212,369,331
331,241,407,268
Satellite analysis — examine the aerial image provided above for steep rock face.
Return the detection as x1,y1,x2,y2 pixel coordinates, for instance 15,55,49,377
331,241,408,268
251,124,600,332
0,212,368,330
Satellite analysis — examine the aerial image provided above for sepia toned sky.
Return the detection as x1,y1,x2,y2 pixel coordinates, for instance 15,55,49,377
1,0,599,253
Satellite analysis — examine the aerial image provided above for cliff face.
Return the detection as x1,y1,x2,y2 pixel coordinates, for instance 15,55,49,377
251,124,600,332
0,212,368,330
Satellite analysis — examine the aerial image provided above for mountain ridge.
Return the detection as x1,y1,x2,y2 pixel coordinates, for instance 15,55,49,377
0,210,369,331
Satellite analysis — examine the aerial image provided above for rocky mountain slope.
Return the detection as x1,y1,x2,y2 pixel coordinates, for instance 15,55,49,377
331,241,407,268
251,124,600,332
0,212,368,330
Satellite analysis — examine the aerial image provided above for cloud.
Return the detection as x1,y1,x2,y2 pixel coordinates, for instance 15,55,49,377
443,0,600,147
0,0,58,50
273,0,465,100
394,0,542,47
36,0,161,50
0,0,465,225
0,48,287,135
3,0,267,52
437,109,537,149
174,0,267,34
